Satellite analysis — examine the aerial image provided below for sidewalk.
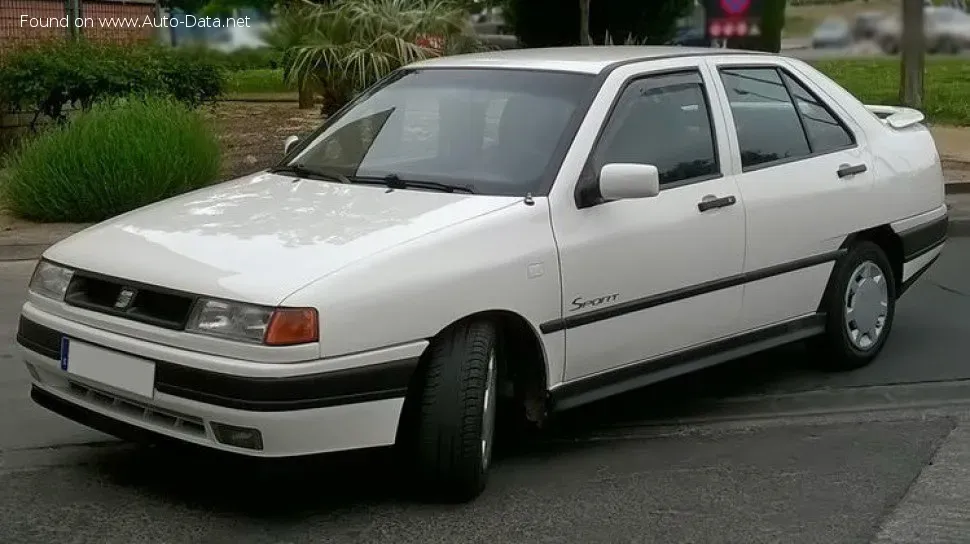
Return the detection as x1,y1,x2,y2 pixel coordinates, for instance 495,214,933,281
932,126,970,191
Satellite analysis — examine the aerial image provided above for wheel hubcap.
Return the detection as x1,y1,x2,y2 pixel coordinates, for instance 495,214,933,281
481,349,497,471
844,260,889,350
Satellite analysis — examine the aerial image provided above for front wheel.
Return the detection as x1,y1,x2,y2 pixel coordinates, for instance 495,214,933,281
409,319,500,502
811,241,896,371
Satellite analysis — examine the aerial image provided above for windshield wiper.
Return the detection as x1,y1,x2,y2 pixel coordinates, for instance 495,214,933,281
268,163,351,184
354,174,475,194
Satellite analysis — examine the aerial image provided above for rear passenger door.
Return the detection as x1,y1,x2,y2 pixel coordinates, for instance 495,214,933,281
707,60,878,331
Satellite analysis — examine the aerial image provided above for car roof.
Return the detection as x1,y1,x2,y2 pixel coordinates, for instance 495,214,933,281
406,45,770,75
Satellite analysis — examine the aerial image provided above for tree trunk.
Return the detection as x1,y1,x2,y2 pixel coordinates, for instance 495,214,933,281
727,0,786,52
900,0,925,109
579,0,591,45
298,82,314,110
759,0,786,53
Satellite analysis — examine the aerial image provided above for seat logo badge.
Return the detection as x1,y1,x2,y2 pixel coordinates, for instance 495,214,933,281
115,288,136,309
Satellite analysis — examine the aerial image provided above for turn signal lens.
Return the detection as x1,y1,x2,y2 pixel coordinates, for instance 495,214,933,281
264,307,319,346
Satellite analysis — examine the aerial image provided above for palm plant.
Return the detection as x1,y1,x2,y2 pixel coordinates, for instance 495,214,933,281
263,2,324,107
278,0,485,115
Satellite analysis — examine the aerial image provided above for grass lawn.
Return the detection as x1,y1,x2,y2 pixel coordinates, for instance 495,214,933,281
812,58,970,126
225,69,293,95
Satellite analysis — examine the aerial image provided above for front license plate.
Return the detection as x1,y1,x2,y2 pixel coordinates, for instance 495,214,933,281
61,338,156,399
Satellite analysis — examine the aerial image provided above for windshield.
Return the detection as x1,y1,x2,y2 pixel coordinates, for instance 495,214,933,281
287,68,596,196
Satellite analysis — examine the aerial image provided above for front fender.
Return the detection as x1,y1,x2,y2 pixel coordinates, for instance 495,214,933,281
281,198,566,383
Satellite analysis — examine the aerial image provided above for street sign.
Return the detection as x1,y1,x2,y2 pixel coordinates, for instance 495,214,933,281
720,0,751,16
704,0,764,41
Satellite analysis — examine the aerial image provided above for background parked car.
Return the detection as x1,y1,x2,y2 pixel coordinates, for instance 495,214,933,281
874,6,970,54
851,11,886,41
812,17,853,49
927,6,970,53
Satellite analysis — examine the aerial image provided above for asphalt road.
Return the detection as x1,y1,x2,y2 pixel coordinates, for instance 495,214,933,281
2,238,970,543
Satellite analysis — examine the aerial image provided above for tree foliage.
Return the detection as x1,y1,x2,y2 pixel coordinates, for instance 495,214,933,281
275,0,484,114
503,0,694,47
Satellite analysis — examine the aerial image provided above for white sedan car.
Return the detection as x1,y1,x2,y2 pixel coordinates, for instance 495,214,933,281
17,46,947,501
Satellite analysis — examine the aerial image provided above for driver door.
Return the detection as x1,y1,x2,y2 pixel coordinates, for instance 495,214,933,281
548,64,747,384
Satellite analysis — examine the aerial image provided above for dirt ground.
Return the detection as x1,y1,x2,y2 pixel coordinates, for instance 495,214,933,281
202,100,324,181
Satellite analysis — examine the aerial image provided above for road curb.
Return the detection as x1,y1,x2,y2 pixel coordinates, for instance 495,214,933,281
946,182,970,195
0,244,54,262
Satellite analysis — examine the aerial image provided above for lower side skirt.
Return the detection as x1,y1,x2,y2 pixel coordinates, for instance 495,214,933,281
549,314,826,412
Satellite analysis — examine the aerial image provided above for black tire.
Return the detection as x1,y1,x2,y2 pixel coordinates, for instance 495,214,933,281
409,319,499,502
811,241,896,371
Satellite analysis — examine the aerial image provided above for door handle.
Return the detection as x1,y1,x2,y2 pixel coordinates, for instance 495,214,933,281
837,163,867,178
697,194,737,212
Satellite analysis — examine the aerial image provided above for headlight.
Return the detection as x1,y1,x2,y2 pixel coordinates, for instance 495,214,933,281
186,298,319,346
28,261,74,300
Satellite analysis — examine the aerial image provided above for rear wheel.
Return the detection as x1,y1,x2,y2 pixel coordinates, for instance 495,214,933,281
409,319,499,502
811,241,896,371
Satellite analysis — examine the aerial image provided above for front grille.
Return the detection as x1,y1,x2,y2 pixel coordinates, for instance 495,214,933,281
66,380,207,438
64,272,196,330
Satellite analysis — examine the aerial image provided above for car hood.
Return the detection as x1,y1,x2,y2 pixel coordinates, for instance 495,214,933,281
44,172,520,305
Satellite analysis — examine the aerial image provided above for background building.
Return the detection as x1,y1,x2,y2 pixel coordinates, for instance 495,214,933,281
0,0,159,58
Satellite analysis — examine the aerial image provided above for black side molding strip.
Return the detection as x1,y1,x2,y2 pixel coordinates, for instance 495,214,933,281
155,358,419,412
550,314,826,411
899,214,948,261
540,250,844,334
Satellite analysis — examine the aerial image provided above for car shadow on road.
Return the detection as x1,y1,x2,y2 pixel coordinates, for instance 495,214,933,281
83,341,830,519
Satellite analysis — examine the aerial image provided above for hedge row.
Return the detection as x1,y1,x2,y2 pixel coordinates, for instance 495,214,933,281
2,96,222,223
175,45,282,70
0,41,225,125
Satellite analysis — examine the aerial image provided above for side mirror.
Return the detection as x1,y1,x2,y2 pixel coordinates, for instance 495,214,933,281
598,163,660,201
283,135,300,155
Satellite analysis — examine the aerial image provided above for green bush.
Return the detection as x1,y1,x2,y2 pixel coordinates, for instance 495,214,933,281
172,45,282,70
227,69,293,94
1,96,221,222
0,41,225,125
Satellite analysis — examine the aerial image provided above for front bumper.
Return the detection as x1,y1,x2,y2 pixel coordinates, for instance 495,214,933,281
17,305,427,457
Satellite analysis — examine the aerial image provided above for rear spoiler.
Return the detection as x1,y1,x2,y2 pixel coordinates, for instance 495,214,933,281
865,105,926,129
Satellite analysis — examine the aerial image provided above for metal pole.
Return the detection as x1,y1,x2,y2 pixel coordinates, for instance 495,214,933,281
900,0,925,109
579,0,591,45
